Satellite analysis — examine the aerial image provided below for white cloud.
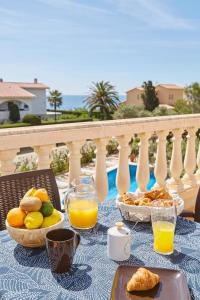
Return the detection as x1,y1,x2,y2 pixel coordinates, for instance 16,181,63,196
109,0,193,30
36,0,112,15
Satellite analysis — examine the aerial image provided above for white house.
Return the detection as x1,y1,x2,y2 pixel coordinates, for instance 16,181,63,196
0,78,48,120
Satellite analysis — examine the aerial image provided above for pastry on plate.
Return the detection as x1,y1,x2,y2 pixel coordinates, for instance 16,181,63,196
127,267,160,292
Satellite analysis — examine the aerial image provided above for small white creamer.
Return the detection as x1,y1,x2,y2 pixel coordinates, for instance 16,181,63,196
107,222,131,261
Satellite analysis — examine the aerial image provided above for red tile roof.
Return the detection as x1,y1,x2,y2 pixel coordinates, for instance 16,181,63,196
0,81,48,99
157,84,184,90
127,87,144,93
18,82,48,89
0,83,35,99
6,82,49,89
127,84,184,93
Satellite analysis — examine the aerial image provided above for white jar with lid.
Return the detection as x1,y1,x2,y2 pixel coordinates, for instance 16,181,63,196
107,222,131,261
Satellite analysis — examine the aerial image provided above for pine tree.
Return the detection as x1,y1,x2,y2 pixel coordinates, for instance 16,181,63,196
141,81,159,111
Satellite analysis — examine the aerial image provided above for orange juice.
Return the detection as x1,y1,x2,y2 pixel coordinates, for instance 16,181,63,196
153,221,175,254
68,200,98,229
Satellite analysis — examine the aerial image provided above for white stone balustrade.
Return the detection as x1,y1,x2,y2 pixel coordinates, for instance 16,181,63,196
167,129,184,192
195,139,200,181
136,133,150,192
67,141,82,185
34,144,54,170
0,149,18,175
0,114,200,206
154,131,167,188
116,135,131,195
94,138,108,202
183,128,197,187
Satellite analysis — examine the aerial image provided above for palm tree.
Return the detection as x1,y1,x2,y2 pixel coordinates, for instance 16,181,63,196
48,90,63,122
84,81,120,120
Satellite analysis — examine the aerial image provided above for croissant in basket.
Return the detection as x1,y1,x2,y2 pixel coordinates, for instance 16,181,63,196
121,188,174,207
144,188,172,201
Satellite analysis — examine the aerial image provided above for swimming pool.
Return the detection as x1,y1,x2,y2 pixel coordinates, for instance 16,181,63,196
106,164,156,200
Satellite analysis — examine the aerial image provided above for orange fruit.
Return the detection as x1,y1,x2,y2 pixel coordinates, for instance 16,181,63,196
33,188,49,202
7,207,26,227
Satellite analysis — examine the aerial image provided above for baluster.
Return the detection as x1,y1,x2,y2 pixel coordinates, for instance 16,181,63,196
136,133,150,192
153,131,167,189
183,128,197,187
0,149,18,175
167,129,183,192
116,135,130,195
195,139,200,182
68,141,82,185
94,138,108,202
34,145,54,170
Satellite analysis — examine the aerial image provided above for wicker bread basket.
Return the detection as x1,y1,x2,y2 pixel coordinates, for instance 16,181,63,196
6,211,64,248
116,192,184,222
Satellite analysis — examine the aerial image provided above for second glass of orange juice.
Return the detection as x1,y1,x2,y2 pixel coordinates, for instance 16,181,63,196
65,178,98,230
152,221,175,254
151,204,176,255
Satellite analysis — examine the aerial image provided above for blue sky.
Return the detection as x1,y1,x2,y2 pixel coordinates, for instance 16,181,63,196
0,0,200,94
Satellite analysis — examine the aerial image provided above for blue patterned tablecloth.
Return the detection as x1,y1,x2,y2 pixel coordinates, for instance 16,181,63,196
0,205,200,300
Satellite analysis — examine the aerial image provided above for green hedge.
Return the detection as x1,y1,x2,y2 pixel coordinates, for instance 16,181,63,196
0,123,31,129
42,118,93,125
0,118,93,129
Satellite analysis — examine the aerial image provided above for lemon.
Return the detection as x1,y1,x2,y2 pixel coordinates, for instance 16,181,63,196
24,187,37,198
24,212,43,229
41,209,61,228
40,201,54,217
33,188,49,202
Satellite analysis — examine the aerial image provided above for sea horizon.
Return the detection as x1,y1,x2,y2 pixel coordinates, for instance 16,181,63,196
46,94,125,110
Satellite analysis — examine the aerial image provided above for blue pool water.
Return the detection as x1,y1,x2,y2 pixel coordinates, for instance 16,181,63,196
106,164,156,200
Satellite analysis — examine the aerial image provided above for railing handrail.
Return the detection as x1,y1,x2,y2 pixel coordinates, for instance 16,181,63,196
0,114,200,150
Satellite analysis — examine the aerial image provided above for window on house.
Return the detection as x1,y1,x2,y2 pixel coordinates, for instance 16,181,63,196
137,94,140,100
24,104,29,111
169,94,174,100
0,102,8,111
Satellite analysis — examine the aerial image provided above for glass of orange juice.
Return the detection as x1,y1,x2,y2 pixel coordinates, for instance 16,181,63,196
65,176,98,230
151,203,176,255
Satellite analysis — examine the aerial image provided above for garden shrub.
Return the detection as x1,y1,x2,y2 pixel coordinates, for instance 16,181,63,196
81,142,96,166
153,106,176,116
129,136,140,162
106,139,119,155
174,99,192,114
113,104,140,119
50,147,69,175
138,110,152,118
15,154,38,173
51,142,96,175
23,114,41,125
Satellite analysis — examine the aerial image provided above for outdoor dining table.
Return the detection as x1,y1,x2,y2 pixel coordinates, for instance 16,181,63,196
0,203,199,300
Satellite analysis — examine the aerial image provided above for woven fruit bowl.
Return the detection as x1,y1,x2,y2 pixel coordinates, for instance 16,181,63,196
116,190,184,223
6,210,64,248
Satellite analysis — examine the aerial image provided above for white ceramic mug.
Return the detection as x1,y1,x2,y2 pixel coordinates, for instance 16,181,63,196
107,222,131,261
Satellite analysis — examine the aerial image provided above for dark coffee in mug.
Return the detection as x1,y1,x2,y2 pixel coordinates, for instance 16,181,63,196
46,228,80,273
